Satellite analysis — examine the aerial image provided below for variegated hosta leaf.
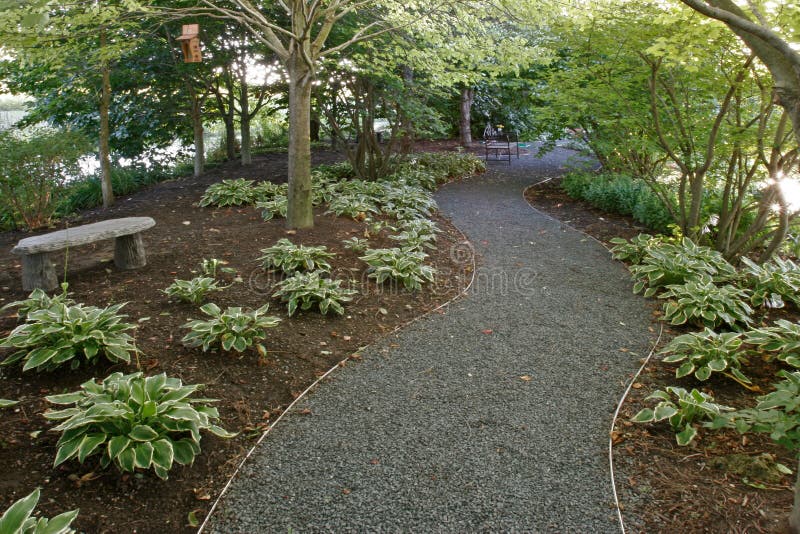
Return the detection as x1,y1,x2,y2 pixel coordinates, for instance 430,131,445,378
44,371,235,480
181,304,280,354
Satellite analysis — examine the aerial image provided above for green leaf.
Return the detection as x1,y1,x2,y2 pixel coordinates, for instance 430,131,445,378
0,399,19,408
675,362,695,378
53,436,83,466
39,508,79,534
0,488,39,533
152,439,174,471
77,433,106,463
134,441,154,469
172,440,197,466
676,424,697,446
129,424,159,441
107,435,131,460
631,408,655,422
653,404,678,421
117,448,136,472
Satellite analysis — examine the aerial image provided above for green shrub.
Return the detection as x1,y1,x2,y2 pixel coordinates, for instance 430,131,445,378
632,192,674,233
561,171,596,199
661,328,749,383
273,271,358,316
181,303,281,354
0,488,78,534
583,175,643,215
313,161,355,181
629,237,736,297
56,164,178,217
412,152,486,183
258,239,335,274
0,129,91,229
44,371,235,480
199,178,256,207
360,247,436,290
659,278,753,328
632,386,732,445
0,302,137,372
325,194,380,219
379,185,438,220
162,277,225,305
740,256,800,309
389,220,438,251
745,319,800,368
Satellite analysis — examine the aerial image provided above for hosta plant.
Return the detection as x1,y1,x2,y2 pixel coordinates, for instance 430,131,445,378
629,237,736,297
44,371,235,480
258,238,335,274
199,178,256,207
199,258,235,278
162,277,225,305
257,197,288,220
632,386,732,445
726,370,800,453
0,302,137,372
745,319,800,368
181,303,280,354
1,285,75,321
389,226,437,251
658,278,752,328
378,185,437,220
740,256,800,309
661,328,750,383
341,237,370,253
251,181,287,202
609,234,659,265
273,271,358,316
360,247,436,290
325,194,379,219
0,488,78,534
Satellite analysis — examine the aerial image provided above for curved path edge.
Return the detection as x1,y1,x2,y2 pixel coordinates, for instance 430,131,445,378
205,145,656,533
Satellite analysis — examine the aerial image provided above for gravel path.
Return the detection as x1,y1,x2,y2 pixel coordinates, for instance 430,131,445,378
206,146,654,533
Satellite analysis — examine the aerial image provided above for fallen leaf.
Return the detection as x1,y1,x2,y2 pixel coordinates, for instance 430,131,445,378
481,329,493,335
631,383,643,389
520,375,532,382
342,488,351,495
187,510,202,528
299,408,312,415
194,489,211,501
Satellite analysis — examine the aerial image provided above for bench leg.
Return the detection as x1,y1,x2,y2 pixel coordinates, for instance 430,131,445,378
21,253,57,292
114,233,147,269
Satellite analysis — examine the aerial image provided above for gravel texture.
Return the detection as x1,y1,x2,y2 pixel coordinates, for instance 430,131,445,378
206,145,654,533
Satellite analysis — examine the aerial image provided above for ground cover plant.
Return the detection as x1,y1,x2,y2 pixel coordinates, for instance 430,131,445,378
44,371,235,480
272,271,358,316
181,303,281,355
257,239,336,274
360,247,436,290
162,276,225,305
0,300,137,372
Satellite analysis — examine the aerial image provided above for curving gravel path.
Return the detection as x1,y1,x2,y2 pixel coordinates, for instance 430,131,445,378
205,145,654,533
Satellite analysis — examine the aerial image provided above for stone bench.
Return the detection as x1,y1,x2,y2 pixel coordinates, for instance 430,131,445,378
11,217,156,291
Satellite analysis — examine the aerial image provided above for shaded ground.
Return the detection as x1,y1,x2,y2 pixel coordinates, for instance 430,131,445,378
0,149,470,533
526,175,794,533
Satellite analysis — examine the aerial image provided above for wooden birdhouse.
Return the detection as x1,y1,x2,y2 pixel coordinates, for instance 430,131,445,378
177,24,202,63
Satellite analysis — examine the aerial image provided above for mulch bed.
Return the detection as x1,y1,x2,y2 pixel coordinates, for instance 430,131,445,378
0,148,472,533
526,176,794,533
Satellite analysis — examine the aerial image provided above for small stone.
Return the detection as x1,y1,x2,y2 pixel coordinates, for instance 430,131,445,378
182,221,191,225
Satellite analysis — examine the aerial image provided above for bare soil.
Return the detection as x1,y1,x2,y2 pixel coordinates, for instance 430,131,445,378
526,176,794,534
0,148,472,533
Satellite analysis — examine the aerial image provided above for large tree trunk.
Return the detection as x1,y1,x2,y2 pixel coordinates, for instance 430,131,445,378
459,86,474,145
191,95,204,177
240,80,251,165
99,31,114,209
286,55,314,229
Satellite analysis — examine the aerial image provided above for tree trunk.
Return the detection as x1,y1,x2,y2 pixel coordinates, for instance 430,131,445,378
224,111,236,161
191,95,204,177
99,31,114,209
240,80,251,165
286,55,314,229
460,86,474,145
